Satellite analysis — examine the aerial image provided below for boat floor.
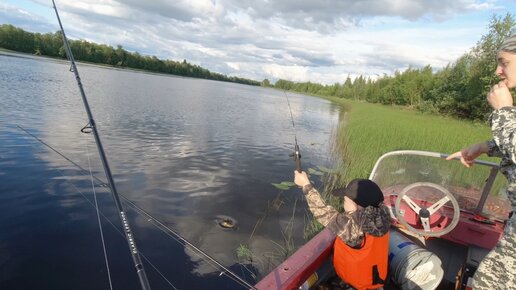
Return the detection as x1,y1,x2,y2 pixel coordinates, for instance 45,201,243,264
314,274,456,290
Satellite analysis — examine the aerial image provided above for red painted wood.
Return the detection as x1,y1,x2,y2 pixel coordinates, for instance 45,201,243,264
254,228,336,290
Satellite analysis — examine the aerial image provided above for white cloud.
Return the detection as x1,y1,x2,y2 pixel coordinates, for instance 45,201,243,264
224,0,496,25
226,62,241,70
263,63,310,82
2,0,514,84
0,3,54,32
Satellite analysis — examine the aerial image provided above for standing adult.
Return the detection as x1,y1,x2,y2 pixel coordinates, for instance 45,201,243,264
447,33,516,289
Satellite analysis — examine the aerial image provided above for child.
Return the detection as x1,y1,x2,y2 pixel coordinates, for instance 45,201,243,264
294,171,391,290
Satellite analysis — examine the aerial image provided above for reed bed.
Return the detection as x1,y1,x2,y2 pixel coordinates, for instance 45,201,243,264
327,98,495,183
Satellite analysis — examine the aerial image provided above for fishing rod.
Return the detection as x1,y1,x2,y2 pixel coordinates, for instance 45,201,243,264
283,91,302,172
51,1,151,289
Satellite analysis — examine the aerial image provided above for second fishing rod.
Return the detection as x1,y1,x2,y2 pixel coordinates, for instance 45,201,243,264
283,91,302,173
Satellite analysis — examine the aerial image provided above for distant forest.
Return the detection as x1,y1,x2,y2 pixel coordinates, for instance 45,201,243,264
270,14,515,121
1,14,515,121
0,24,260,86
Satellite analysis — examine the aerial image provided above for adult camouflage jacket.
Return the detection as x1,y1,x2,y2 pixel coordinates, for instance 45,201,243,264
488,106,516,218
473,106,516,289
303,185,390,248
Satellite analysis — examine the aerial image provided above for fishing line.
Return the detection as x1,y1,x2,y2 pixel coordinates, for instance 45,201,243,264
48,162,178,290
283,91,302,172
84,132,114,290
16,125,256,290
17,125,106,186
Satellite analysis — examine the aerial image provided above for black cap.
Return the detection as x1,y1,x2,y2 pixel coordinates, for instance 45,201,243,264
331,179,384,208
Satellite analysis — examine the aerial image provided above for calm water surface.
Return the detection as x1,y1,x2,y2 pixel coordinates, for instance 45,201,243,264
0,52,343,290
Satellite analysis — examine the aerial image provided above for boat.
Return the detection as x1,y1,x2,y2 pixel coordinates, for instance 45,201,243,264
254,150,512,290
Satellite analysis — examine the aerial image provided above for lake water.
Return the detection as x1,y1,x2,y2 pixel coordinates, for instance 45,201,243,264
0,52,343,290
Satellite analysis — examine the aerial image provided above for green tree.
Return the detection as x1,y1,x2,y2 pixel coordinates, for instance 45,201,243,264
467,13,516,119
261,79,271,87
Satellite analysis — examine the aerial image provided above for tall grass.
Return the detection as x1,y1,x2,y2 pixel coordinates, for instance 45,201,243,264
236,191,302,278
326,97,495,183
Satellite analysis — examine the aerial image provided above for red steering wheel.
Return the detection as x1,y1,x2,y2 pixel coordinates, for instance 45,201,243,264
394,182,460,237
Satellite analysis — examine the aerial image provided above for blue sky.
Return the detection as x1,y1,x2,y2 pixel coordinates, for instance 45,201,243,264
1,0,515,84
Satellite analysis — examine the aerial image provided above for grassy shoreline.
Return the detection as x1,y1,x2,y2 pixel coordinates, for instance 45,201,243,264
321,95,495,184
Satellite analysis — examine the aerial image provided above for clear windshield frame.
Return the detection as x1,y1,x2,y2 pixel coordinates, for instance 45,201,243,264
369,150,511,221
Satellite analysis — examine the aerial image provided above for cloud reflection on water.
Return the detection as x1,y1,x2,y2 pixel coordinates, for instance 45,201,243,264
1,53,342,285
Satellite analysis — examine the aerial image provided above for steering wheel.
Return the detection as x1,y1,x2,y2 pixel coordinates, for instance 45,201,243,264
394,182,460,237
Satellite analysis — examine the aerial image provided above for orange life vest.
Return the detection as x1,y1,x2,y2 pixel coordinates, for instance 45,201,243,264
333,232,389,290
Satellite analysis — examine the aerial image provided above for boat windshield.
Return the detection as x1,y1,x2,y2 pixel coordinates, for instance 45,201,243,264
369,151,511,221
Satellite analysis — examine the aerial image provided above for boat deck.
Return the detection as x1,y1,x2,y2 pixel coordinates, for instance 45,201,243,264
313,274,456,290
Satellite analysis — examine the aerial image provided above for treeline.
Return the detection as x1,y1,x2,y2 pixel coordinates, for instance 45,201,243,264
2,14,515,121
0,24,260,86
272,14,515,121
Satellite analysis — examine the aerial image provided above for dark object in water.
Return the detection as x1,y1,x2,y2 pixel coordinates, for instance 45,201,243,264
220,219,235,228
215,215,237,229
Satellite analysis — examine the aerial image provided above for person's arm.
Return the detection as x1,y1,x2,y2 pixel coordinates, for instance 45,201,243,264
295,171,362,243
487,81,516,162
303,183,364,246
446,141,495,167
295,171,340,227
486,139,503,158
301,183,339,227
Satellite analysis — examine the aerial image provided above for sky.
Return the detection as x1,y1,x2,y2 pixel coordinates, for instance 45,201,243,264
1,0,515,84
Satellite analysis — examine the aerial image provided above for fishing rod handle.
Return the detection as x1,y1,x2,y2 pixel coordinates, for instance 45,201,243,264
294,144,302,173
